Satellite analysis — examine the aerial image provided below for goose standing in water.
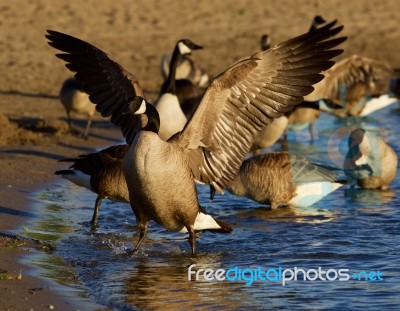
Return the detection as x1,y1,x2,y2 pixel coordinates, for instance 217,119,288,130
46,20,345,255
213,152,346,209
55,144,130,229
155,39,203,140
305,55,398,117
344,128,398,190
59,77,95,138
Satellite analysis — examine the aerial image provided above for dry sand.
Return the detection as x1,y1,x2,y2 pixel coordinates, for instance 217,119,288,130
0,0,399,309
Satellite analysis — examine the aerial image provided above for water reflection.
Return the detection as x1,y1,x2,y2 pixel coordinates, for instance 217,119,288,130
346,188,397,207
21,107,400,310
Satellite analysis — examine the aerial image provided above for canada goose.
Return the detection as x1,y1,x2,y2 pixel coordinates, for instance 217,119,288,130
344,128,398,190
160,47,209,88
46,20,345,255
218,152,346,209
55,144,130,228
305,55,398,117
155,39,203,140
59,77,95,138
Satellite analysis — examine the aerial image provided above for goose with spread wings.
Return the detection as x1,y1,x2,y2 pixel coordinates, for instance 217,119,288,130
46,21,345,255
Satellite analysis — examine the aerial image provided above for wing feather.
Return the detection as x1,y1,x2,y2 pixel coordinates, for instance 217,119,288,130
175,20,346,193
46,30,144,144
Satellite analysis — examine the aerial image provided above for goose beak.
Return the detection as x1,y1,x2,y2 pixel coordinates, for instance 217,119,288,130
191,42,203,50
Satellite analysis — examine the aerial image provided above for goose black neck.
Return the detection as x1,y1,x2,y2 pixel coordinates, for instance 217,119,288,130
142,102,160,134
162,45,181,95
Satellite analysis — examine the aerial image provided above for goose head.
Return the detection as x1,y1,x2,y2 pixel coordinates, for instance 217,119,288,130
260,34,271,51
128,96,160,134
177,39,203,56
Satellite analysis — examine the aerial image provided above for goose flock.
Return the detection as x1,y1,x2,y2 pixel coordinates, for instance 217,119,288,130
50,17,398,255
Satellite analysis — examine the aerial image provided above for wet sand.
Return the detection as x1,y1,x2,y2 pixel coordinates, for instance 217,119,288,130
0,0,399,309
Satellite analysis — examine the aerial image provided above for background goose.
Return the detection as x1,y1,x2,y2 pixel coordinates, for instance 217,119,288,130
55,144,130,229
59,77,95,138
218,152,346,209
260,34,271,51
305,55,398,117
155,39,203,141
344,128,398,190
46,20,345,255
160,45,209,88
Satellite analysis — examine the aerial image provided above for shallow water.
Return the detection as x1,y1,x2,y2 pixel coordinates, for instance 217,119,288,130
22,105,400,310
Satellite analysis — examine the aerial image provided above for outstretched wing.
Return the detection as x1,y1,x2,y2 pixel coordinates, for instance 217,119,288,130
46,30,145,144
175,21,346,193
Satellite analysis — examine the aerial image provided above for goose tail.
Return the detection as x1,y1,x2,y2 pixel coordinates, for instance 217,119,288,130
193,207,233,233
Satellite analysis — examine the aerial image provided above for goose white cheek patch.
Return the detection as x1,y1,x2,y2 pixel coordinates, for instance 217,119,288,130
178,42,192,55
134,99,147,115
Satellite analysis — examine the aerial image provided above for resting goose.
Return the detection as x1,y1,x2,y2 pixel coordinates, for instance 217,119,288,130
59,77,95,138
217,152,346,209
344,128,398,190
55,144,129,229
46,20,345,255
305,55,397,117
155,39,203,140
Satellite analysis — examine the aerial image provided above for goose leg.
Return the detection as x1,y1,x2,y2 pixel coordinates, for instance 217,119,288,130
309,123,315,141
82,115,93,139
134,222,148,252
66,111,73,132
187,225,196,256
90,196,102,230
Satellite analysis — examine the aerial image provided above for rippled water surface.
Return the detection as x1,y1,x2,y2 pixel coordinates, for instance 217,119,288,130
22,106,400,310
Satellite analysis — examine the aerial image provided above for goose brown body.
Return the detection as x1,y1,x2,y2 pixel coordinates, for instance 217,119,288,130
55,144,129,228
344,128,398,190
227,152,343,209
46,20,346,254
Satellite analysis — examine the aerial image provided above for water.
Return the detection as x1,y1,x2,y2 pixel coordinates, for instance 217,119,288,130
21,105,400,310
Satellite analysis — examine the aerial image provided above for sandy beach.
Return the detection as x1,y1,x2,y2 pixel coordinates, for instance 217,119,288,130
0,0,399,309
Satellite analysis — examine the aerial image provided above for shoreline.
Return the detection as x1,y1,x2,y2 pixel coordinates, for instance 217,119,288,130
0,124,123,311
1,1,399,309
